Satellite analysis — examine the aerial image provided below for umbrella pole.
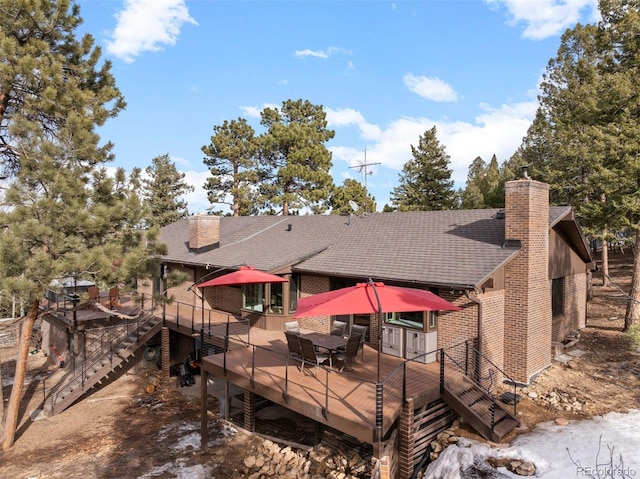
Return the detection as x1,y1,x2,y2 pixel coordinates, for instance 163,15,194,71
368,278,384,457
367,279,383,385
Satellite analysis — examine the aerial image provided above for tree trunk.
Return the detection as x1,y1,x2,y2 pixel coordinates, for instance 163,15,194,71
0,360,4,438
1,299,39,450
601,235,610,287
624,230,640,331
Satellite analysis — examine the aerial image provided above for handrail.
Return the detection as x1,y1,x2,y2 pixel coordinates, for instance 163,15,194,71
49,312,158,412
439,339,519,434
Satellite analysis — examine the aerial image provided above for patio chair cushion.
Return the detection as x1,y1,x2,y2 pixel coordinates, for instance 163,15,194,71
330,320,347,336
285,321,300,333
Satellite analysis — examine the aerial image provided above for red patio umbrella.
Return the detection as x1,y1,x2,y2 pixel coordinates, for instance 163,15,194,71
197,266,288,288
294,280,461,384
293,281,460,318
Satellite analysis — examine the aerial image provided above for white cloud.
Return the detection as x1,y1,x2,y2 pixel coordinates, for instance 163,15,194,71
403,74,459,102
181,170,210,214
239,103,279,119
486,0,599,40
330,99,537,189
326,107,381,140
294,47,352,59
294,48,329,59
105,0,197,63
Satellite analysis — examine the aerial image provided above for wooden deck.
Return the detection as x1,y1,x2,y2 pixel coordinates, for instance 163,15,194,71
200,328,441,445
44,297,445,447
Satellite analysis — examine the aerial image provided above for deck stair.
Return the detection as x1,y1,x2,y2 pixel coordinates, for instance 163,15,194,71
47,313,163,416
439,343,520,442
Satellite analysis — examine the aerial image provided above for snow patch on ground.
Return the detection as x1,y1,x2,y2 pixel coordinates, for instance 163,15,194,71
137,422,210,478
425,409,640,478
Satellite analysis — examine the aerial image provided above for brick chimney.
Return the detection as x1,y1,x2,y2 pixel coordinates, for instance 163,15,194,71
503,174,551,384
189,215,220,250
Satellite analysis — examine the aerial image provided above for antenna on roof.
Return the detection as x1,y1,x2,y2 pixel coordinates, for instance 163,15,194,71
349,149,380,213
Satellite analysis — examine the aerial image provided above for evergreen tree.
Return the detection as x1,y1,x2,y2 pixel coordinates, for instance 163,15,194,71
330,179,377,214
0,0,125,176
259,99,335,215
390,126,456,211
0,0,159,449
461,156,487,209
202,118,259,216
596,0,640,328
142,154,193,227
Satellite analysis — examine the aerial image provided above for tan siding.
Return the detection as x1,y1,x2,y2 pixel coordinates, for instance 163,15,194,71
552,272,587,342
549,229,588,279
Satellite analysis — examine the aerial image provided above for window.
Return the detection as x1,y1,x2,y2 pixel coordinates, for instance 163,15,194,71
242,284,264,312
289,274,300,313
552,277,564,316
385,310,438,331
269,282,283,314
427,311,437,332
242,283,286,314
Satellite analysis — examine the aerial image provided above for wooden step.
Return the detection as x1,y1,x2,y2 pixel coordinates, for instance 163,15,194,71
491,416,519,440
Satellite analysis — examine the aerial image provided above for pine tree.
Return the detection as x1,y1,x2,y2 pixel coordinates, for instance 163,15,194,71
596,0,640,328
259,99,335,215
0,0,158,449
202,118,259,216
142,154,193,227
390,126,456,211
461,156,487,209
330,179,377,214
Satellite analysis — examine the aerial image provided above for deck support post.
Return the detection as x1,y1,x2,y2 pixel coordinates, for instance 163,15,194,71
161,327,170,378
244,390,255,432
224,380,230,420
201,368,209,453
399,397,415,479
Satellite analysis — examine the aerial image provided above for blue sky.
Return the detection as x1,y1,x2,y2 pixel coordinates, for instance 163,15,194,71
76,0,600,214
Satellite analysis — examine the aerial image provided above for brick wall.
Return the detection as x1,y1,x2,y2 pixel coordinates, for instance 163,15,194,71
188,215,220,249
504,179,552,384
299,275,331,333
437,293,477,351
478,290,505,382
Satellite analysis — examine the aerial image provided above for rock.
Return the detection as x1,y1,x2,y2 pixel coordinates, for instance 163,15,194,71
515,461,536,476
244,456,256,468
527,391,538,399
554,417,569,426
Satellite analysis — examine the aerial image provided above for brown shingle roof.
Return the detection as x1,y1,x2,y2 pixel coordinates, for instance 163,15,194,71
159,209,530,289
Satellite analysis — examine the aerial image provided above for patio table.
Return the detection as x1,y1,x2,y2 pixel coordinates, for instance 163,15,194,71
299,332,347,368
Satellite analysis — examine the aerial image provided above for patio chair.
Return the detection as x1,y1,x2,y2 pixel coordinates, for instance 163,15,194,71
284,331,302,363
332,334,361,372
87,286,100,302
285,321,300,334
330,320,347,337
351,325,368,362
298,336,330,376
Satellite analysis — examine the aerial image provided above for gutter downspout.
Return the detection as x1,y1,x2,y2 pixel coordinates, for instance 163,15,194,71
465,290,482,382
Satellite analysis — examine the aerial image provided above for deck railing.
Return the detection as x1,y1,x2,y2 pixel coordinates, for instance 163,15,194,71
210,329,436,441
439,339,518,433
49,312,157,412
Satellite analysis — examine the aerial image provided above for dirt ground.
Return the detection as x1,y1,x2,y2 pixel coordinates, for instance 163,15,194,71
1,251,640,478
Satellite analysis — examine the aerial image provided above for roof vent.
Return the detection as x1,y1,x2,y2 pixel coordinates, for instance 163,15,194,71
521,165,529,179
287,224,292,231
496,210,505,219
